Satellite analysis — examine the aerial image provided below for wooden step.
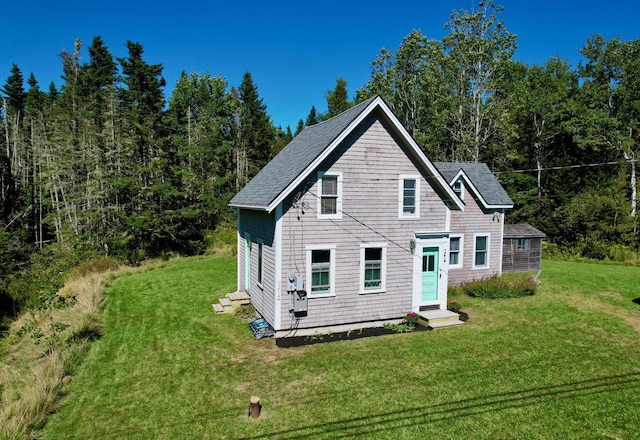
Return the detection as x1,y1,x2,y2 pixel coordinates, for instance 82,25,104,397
428,320,465,330
226,291,251,306
212,303,224,313
417,309,465,330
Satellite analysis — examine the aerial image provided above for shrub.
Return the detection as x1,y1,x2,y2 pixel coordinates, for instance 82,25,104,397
383,322,415,333
462,274,537,299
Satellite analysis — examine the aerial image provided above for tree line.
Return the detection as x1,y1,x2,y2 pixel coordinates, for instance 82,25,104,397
1,1,638,319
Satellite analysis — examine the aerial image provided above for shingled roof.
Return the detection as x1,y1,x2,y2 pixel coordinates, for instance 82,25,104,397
434,162,514,208
230,96,463,213
229,97,377,211
503,224,546,238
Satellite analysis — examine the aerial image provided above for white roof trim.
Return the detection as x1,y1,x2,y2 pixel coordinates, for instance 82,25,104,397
266,96,464,213
450,169,513,210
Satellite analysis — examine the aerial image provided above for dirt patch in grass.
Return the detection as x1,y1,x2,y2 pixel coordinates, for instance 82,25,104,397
568,292,640,335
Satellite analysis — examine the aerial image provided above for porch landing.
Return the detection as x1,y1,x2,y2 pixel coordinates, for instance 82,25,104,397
417,309,465,330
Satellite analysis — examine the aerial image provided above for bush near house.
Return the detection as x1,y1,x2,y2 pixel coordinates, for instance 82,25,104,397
461,273,538,299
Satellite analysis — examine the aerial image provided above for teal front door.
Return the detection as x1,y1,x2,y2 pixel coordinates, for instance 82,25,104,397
421,247,439,302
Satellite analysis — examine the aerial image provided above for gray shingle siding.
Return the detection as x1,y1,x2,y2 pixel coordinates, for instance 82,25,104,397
229,97,377,210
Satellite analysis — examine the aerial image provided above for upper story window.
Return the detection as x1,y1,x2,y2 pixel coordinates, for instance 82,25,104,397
317,171,342,220
399,175,420,218
453,179,463,199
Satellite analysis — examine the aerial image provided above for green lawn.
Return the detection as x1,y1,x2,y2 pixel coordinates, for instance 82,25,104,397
42,258,640,439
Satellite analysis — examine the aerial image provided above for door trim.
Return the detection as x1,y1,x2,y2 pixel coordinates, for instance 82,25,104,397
412,234,449,312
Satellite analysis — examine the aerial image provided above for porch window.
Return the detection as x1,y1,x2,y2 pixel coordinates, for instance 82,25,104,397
474,234,489,268
317,171,342,219
399,175,420,218
360,243,387,294
449,235,463,268
306,244,336,297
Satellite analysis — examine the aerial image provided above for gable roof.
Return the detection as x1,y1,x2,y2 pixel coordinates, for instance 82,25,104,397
504,224,546,238
434,162,514,209
230,96,464,213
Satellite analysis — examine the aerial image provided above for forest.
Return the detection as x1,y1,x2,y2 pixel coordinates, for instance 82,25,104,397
1,2,638,320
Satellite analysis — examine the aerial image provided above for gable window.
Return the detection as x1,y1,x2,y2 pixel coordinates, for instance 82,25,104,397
449,235,463,268
474,234,490,268
306,245,336,297
360,243,387,294
516,239,527,251
257,242,263,286
399,175,420,218
317,171,342,219
453,179,463,199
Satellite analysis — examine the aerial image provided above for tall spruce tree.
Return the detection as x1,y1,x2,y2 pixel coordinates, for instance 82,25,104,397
323,77,351,119
236,71,275,184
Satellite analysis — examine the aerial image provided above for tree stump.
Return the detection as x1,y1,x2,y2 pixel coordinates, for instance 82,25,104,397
249,396,261,418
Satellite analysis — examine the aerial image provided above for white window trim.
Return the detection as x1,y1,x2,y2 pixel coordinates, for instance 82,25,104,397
317,171,342,220
473,233,491,269
453,178,464,200
306,244,336,298
449,235,464,269
256,240,264,289
398,175,420,219
359,242,387,294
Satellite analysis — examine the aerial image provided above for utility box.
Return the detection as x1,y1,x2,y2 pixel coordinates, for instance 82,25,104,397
293,290,307,317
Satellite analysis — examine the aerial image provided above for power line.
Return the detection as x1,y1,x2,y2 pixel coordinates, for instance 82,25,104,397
494,159,638,175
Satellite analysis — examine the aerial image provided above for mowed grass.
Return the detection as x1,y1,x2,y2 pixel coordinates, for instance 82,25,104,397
41,258,640,439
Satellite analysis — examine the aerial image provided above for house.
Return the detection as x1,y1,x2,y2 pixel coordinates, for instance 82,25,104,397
502,224,546,273
433,162,515,284
229,96,513,340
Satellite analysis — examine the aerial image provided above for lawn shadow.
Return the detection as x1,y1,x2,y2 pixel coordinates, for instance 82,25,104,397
237,372,640,440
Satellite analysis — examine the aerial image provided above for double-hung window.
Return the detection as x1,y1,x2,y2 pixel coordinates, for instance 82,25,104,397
317,171,342,219
360,243,387,294
449,235,463,268
306,245,336,297
399,175,420,218
473,234,490,268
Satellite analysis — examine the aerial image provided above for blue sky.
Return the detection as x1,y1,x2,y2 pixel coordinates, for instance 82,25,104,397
2,1,639,129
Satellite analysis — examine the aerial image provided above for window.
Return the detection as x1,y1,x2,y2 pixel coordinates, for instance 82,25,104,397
257,242,263,286
360,243,387,294
453,179,463,199
399,175,420,218
317,172,342,219
516,239,527,251
474,234,490,268
306,245,336,297
449,236,463,268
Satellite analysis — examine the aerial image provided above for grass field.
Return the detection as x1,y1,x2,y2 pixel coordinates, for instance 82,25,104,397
40,257,640,439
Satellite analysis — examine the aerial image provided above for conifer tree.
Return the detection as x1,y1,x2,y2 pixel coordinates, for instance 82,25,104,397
236,71,275,183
